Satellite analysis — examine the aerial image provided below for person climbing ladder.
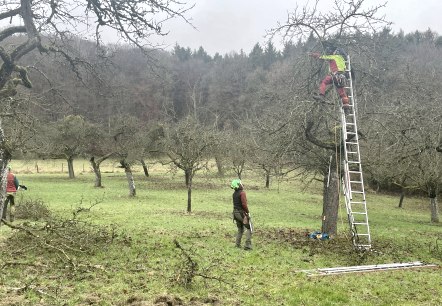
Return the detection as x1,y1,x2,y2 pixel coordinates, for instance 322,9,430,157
309,43,350,114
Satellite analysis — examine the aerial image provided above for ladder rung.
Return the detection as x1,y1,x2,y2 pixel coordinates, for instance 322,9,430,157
350,201,366,204
355,234,370,236
352,212,367,215
347,161,360,164
348,171,362,174
353,222,368,225
351,191,364,194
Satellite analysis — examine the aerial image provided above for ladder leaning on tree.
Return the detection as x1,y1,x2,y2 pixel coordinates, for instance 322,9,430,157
339,55,372,250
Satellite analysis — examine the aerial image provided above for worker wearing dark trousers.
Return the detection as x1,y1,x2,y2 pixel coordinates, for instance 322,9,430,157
231,179,252,250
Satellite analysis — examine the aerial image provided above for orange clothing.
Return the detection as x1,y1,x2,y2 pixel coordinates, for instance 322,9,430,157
6,172,18,193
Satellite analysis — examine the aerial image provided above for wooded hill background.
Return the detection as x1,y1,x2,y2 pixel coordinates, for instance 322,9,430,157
3,28,442,217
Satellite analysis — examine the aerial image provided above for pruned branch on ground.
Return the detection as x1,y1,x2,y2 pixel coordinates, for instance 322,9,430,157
172,239,232,288
1,199,130,270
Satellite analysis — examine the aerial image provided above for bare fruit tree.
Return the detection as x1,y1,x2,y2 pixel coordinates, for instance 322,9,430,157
269,0,390,43
362,40,442,223
0,0,192,99
0,0,193,211
159,116,218,213
268,0,390,235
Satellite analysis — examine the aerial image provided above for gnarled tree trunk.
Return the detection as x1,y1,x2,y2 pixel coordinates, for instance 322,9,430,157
90,157,102,187
321,156,340,235
121,160,136,197
398,190,405,208
140,159,149,177
264,168,270,188
185,168,191,187
305,121,341,235
428,186,439,223
0,121,11,223
215,156,224,176
67,156,75,179
187,176,192,213
430,195,439,223
89,153,113,188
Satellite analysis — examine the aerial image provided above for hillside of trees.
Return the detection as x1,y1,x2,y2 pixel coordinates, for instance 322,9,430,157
2,3,442,227
5,29,440,177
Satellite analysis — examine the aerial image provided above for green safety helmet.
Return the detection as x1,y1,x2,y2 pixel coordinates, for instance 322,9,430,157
230,179,242,189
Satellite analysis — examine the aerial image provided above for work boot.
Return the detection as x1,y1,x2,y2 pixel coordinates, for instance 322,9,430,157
343,104,351,115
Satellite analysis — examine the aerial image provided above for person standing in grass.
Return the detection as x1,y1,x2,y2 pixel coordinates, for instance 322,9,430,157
2,166,19,221
231,179,252,250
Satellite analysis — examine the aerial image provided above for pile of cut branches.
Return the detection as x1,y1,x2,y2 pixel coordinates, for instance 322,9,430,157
1,199,131,269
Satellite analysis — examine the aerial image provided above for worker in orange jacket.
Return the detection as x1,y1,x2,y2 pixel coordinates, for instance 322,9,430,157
2,166,19,221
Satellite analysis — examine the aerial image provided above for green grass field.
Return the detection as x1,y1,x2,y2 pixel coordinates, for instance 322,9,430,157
0,160,441,305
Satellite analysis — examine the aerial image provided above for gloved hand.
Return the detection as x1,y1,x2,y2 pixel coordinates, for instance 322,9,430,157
308,52,320,58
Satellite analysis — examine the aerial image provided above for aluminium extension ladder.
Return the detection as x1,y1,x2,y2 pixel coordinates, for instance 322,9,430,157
339,55,371,249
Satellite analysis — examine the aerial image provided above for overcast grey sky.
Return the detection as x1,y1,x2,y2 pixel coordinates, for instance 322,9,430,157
151,0,442,55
